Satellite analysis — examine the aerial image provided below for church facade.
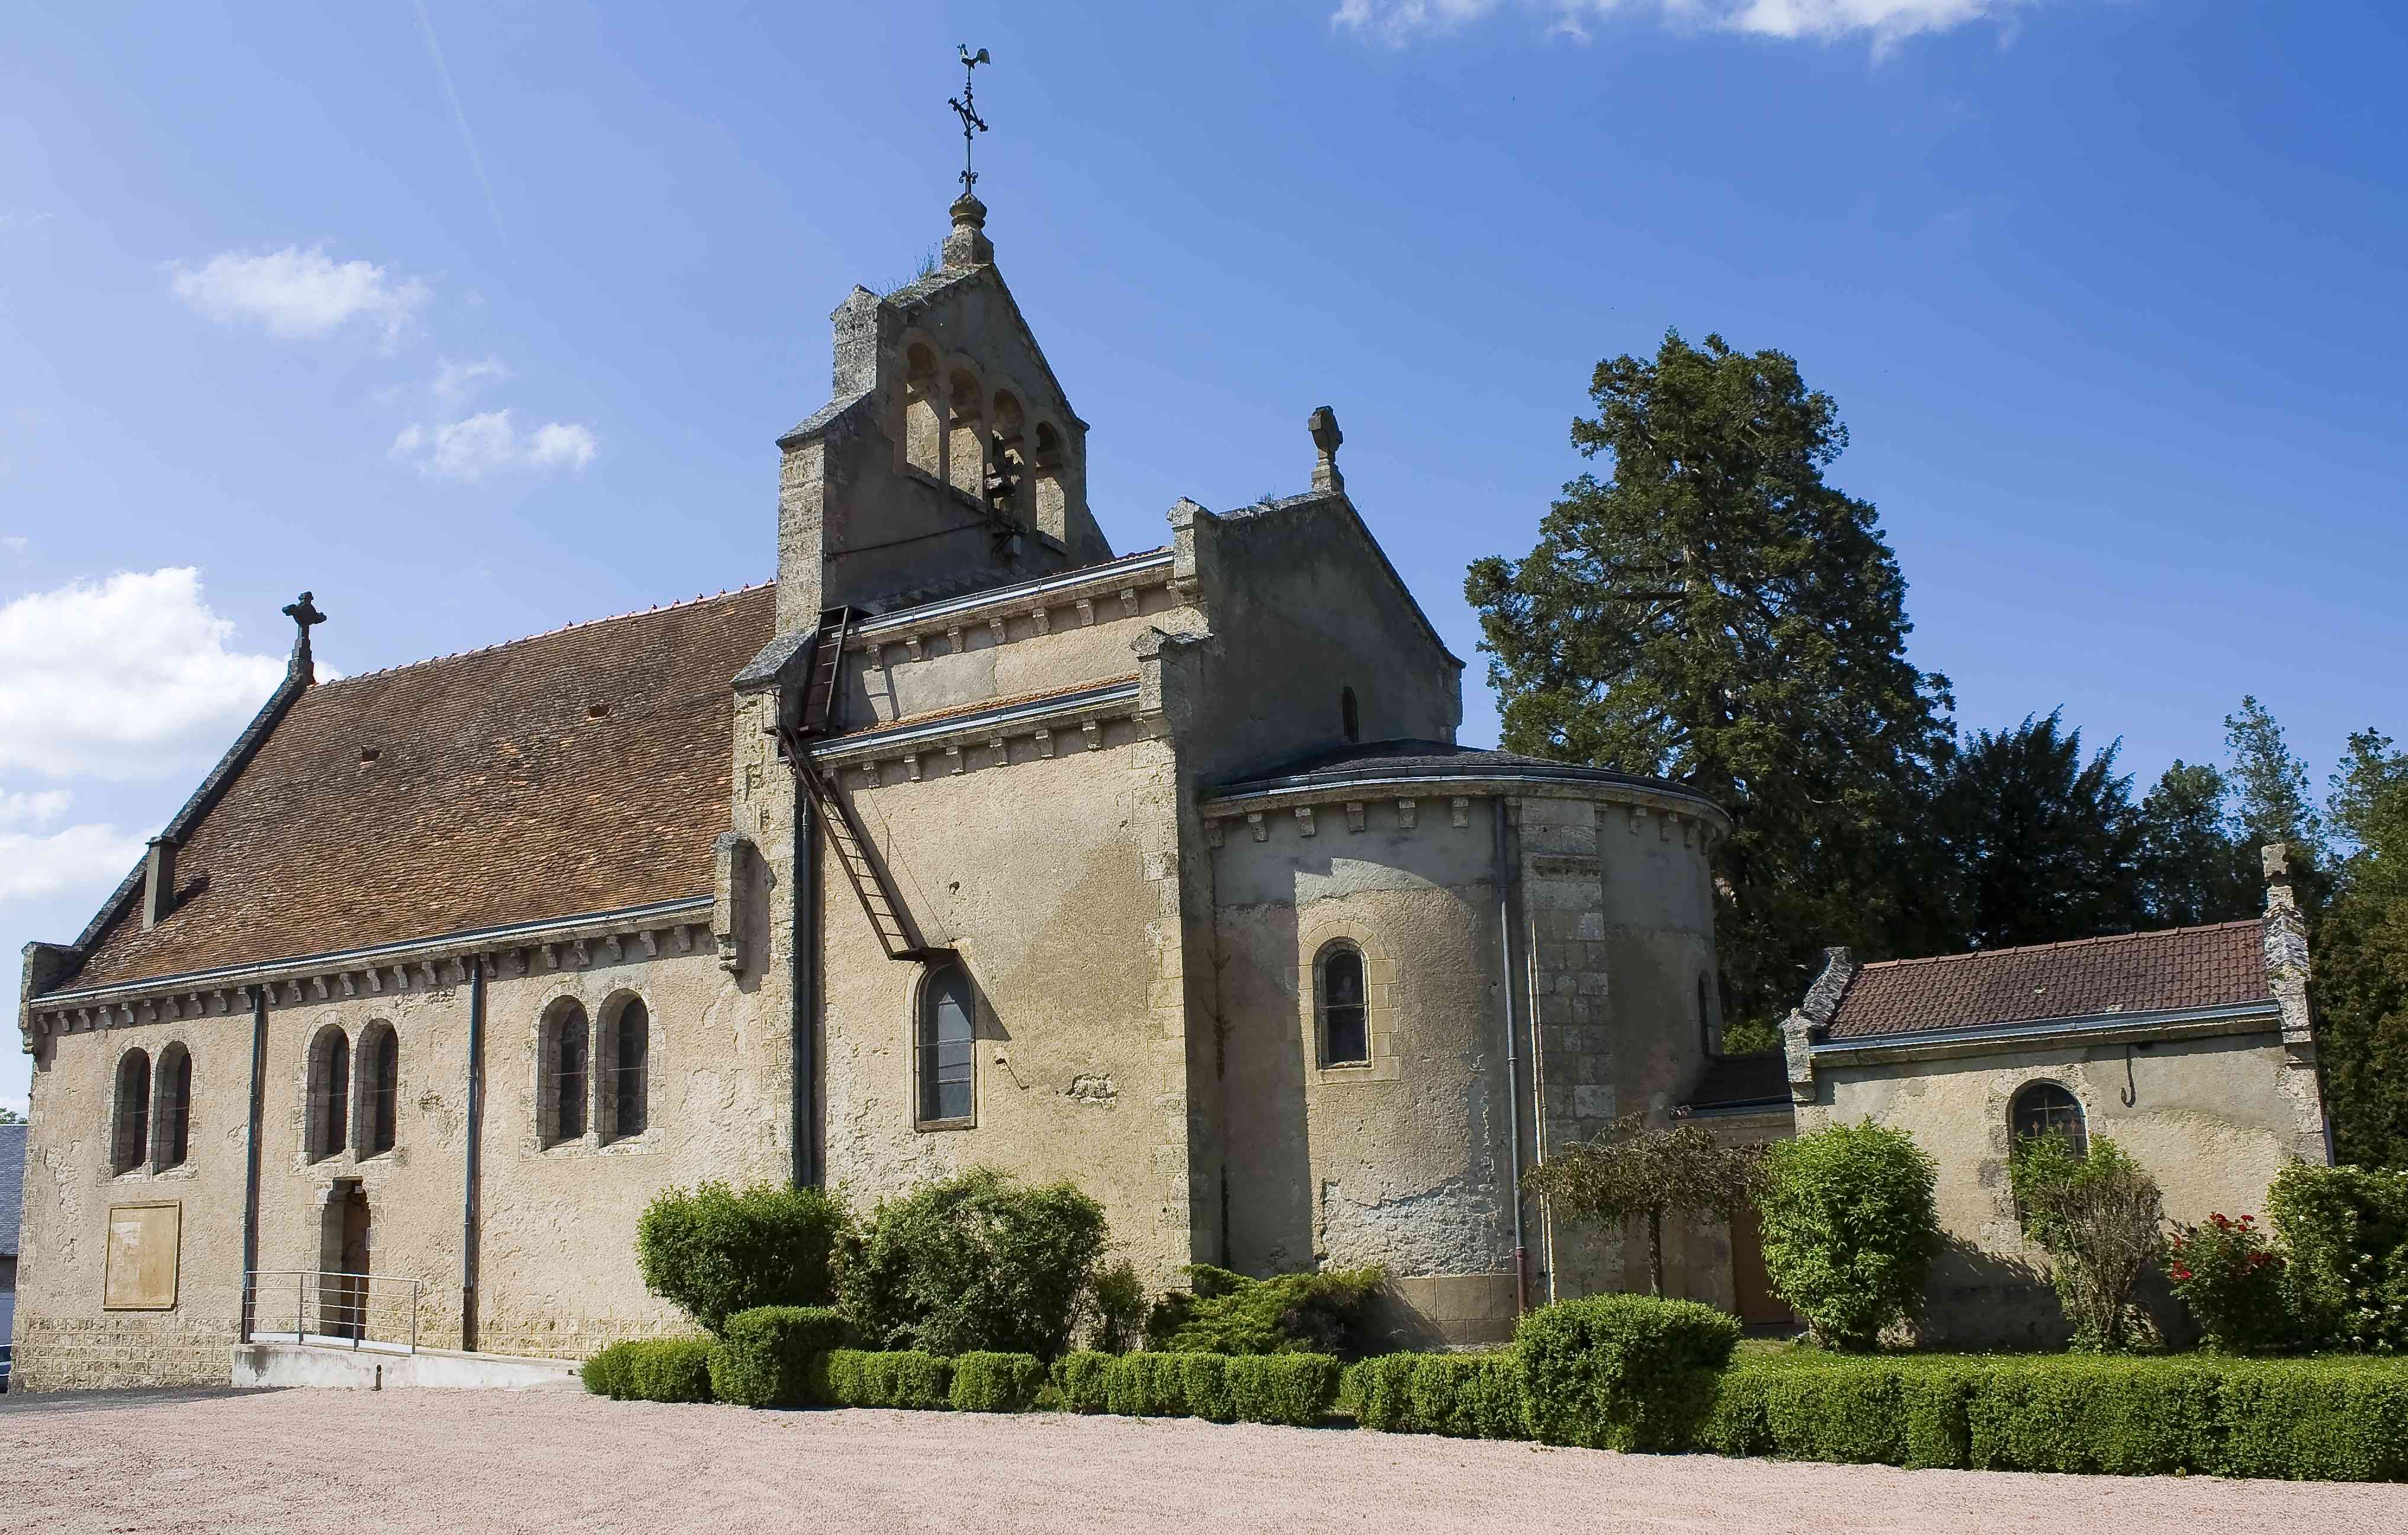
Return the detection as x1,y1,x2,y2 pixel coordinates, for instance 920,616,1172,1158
9,195,1732,1389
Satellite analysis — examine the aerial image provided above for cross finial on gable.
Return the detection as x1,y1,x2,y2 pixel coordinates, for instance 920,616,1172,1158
1309,406,1344,494
281,590,326,684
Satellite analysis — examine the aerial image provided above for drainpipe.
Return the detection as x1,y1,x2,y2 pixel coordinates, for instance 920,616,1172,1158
1493,798,1528,1318
239,983,268,1341
792,790,821,1188
461,953,485,1351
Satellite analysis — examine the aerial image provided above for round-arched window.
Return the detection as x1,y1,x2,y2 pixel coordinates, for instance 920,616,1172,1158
917,962,976,1125
1317,944,1369,1067
2011,1081,2086,1157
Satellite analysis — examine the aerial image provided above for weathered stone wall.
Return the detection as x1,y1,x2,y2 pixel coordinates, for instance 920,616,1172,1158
1803,1030,2326,1347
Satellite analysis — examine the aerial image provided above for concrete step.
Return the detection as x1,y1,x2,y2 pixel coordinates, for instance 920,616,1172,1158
230,1340,586,1391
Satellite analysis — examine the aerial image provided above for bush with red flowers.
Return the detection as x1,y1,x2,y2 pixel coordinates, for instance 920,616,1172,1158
2169,1213,2290,1354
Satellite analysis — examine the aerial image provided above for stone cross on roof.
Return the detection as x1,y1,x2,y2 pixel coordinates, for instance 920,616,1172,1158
1309,406,1344,494
281,590,326,683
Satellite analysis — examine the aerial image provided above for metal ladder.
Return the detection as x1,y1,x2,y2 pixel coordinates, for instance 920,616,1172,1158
778,608,937,962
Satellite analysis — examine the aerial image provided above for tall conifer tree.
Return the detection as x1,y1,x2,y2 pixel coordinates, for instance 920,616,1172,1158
2136,760,2259,927
1934,711,2145,949
1466,332,1954,1026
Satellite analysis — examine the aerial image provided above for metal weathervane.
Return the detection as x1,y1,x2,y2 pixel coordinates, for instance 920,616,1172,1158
949,45,991,197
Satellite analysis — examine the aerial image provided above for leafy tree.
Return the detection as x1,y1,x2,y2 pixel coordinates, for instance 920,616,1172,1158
1934,710,2146,949
2008,1132,2168,1352
2226,695,2327,862
2135,760,2259,927
839,1166,1110,1360
1523,1113,1763,1298
1466,332,1954,1026
1756,1120,1942,1351
635,1180,850,1335
0,1105,22,1124
2317,729,2408,1168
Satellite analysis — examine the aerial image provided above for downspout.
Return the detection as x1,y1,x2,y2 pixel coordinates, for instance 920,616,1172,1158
239,983,268,1341
461,954,485,1351
792,790,821,1188
1493,798,1528,1318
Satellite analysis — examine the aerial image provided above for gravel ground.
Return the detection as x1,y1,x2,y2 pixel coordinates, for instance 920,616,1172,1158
7,1385,2406,1534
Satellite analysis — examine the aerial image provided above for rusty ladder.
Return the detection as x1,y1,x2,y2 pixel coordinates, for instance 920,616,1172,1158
778,607,939,962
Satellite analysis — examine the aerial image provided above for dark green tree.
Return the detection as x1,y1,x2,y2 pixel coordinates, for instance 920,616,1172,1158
2226,695,2327,860
1935,710,2145,949
2136,759,2259,927
1466,332,1954,1026
2316,729,2408,1168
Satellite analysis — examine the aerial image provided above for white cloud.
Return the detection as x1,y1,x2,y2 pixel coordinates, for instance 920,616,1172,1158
0,567,287,780
390,410,598,483
168,245,431,348
4,535,26,553
0,820,146,902
1333,0,2037,46
0,788,72,828
432,355,512,405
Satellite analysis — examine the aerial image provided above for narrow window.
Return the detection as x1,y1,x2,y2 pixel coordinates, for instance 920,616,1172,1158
111,1049,152,1174
153,1044,192,1171
605,998,649,1141
917,962,976,1125
544,1001,589,1147
2011,1081,2087,1157
1318,945,1370,1067
306,1026,349,1162
1341,686,1360,744
1697,974,1714,1058
359,1023,398,1157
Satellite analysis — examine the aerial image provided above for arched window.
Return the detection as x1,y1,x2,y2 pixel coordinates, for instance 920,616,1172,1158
1341,686,1360,744
153,1043,192,1171
2012,1081,2086,1157
946,369,985,497
358,1023,398,1157
1696,973,1715,1057
542,1001,589,1148
111,1049,152,1175
1318,944,1370,1067
1032,422,1067,542
903,343,941,476
306,1026,349,1162
602,997,649,1142
917,962,975,1125
990,391,1028,525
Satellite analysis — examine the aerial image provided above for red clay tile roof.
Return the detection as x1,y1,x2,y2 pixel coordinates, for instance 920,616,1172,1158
63,585,776,991
1824,920,2272,1041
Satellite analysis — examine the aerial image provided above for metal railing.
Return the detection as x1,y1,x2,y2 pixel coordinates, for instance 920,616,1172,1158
242,1270,422,1354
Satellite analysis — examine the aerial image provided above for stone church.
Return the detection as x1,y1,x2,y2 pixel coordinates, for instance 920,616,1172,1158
9,192,2331,1388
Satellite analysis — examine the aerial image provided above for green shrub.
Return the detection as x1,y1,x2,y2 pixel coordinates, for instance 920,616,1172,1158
1104,1351,1188,1417
636,1180,849,1335
951,1351,1046,1412
708,1305,856,1408
2211,1358,2408,1481
842,1167,1110,1360
2266,1161,2408,1353
1758,1122,1942,1351
581,1341,637,1399
1225,1354,1341,1427
1967,1357,2223,1475
2008,1133,2168,1351
1053,1350,1116,1413
587,1338,715,1404
1089,1260,1148,1353
1145,1263,1386,1357
808,1348,955,1410
1517,1294,1739,1451
2170,1213,2290,1353
1351,1352,1528,1439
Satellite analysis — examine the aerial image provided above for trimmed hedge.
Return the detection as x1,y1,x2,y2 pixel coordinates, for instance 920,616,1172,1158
583,1338,717,1403
1350,1353,1529,1440
1046,1349,1338,1426
809,1348,955,1410
951,1351,1046,1412
709,1305,858,1408
1517,1295,1739,1451
1704,1350,2408,1481
1054,1350,1116,1414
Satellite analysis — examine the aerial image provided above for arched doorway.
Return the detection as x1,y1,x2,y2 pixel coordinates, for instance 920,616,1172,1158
317,1180,370,1340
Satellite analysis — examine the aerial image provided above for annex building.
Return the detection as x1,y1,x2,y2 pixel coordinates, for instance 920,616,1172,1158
9,192,2331,1386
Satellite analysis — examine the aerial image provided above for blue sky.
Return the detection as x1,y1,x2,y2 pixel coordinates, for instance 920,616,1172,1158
4,1,2405,1112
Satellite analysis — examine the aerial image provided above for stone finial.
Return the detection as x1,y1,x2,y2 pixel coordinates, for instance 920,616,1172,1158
2262,842,2298,913
1308,406,1344,494
943,192,993,271
281,590,326,685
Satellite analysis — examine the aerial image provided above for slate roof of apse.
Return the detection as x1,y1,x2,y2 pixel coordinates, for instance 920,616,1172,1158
1822,920,2272,1041
1214,738,1723,810
1685,1052,1790,1112
63,585,778,992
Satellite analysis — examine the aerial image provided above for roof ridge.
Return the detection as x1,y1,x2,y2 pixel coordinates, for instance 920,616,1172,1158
317,581,773,690
1858,917,2266,972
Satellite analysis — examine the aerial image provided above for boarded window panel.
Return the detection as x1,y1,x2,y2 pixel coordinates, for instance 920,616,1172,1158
104,1201,181,1311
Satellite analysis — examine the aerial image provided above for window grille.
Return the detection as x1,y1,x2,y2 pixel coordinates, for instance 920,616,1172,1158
917,964,975,1124
1319,946,1369,1067
307,1029,349,1161
545,1003,589,1146
603,998,648,1141
2012,1081,2087,1157
361,1025,398,1156
112,1049,151,1174
154,1045,192,1170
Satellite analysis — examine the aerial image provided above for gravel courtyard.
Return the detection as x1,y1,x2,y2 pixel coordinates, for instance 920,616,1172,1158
7,1385,2406,1534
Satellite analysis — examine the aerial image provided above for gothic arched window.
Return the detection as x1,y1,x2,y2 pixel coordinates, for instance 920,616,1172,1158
153,1043,192,1171
1341,686,1361,744
1318,943,1370,1067
306,1026,349,1163
2012,1081,2087,1157
917,962,976,1126
542,1001,589,1148
111,1048,151,1175
602,997,649,1142
358,1022,398,1157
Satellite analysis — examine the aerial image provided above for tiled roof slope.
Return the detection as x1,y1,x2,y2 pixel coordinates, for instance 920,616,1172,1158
64,586,775,992
1825,920,2271,1041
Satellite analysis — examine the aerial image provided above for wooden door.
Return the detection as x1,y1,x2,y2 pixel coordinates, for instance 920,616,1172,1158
1730,1203,1791,1327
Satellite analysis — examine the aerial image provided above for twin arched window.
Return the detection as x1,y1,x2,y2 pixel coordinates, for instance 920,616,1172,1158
542,1001,590,1147
304,1022,399,1161
1317,943,1369,1068
2012,1080,2087,1157
155,1044,192,1170
603,998,649,1141
359,1023,399,1158
541,995,652,1148
917,962,976,1126
111,1049,152,1174
306,1025,351,1162
111,1045,194,1176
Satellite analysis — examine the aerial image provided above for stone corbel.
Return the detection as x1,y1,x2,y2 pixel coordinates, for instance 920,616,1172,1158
1206,818,1225,849
1450,797,1470,829
1294,806,1317,837
1030,607,1051,637
1247,811,1267,843
1344,801,1366,834
1396,797,1418,830
1076,598,1096,628
906,634,925,663
713,830,754,975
